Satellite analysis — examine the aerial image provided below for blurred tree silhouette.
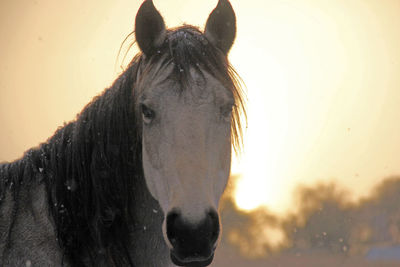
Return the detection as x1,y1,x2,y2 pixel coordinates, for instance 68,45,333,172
350,177,400,252
282,183,352,255
219,175,285,257
219,175,400,260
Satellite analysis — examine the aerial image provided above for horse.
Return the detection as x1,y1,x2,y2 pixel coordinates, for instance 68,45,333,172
0,0,245,266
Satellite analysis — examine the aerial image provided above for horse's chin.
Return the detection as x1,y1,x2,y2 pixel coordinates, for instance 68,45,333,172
170,252,214,267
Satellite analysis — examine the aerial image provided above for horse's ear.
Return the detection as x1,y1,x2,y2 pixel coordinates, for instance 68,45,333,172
204,0,236,55
135,0,166,56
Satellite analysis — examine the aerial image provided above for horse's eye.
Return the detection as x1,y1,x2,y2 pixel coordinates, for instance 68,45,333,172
141,104,155,124
221,104,233,122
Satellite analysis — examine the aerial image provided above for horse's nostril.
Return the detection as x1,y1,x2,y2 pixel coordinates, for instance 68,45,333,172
166,210,180,246
207,210,220,243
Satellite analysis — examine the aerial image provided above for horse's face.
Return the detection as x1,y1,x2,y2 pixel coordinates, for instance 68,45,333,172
140,68,232,264
135,1,237,266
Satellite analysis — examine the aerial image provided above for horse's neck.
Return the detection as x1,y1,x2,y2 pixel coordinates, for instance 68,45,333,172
0,159,63,266
127,173,172,266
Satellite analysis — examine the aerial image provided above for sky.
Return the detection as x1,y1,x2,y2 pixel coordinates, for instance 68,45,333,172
1,0,400,215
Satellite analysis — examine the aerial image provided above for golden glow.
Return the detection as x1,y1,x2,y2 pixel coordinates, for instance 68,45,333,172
1,0,400,215
228,219,286,257
230,0,400,213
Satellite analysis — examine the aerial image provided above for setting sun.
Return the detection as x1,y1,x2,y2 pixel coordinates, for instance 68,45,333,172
229,0,400,213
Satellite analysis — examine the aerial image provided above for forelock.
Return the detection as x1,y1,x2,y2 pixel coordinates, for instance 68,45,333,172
135,25,247,153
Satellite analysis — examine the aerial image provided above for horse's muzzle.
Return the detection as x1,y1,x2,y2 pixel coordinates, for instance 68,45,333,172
166,209,219,266
170,252,214,267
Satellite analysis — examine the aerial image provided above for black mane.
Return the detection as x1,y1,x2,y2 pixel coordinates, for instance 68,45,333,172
0,25,246,266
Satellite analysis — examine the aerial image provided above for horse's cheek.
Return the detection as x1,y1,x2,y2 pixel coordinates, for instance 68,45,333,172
142,137,171,213
209,126,231,194
142,128,163,169
142,139,162,196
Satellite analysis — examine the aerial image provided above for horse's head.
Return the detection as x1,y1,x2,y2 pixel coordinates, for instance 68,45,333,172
134,1,242,266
